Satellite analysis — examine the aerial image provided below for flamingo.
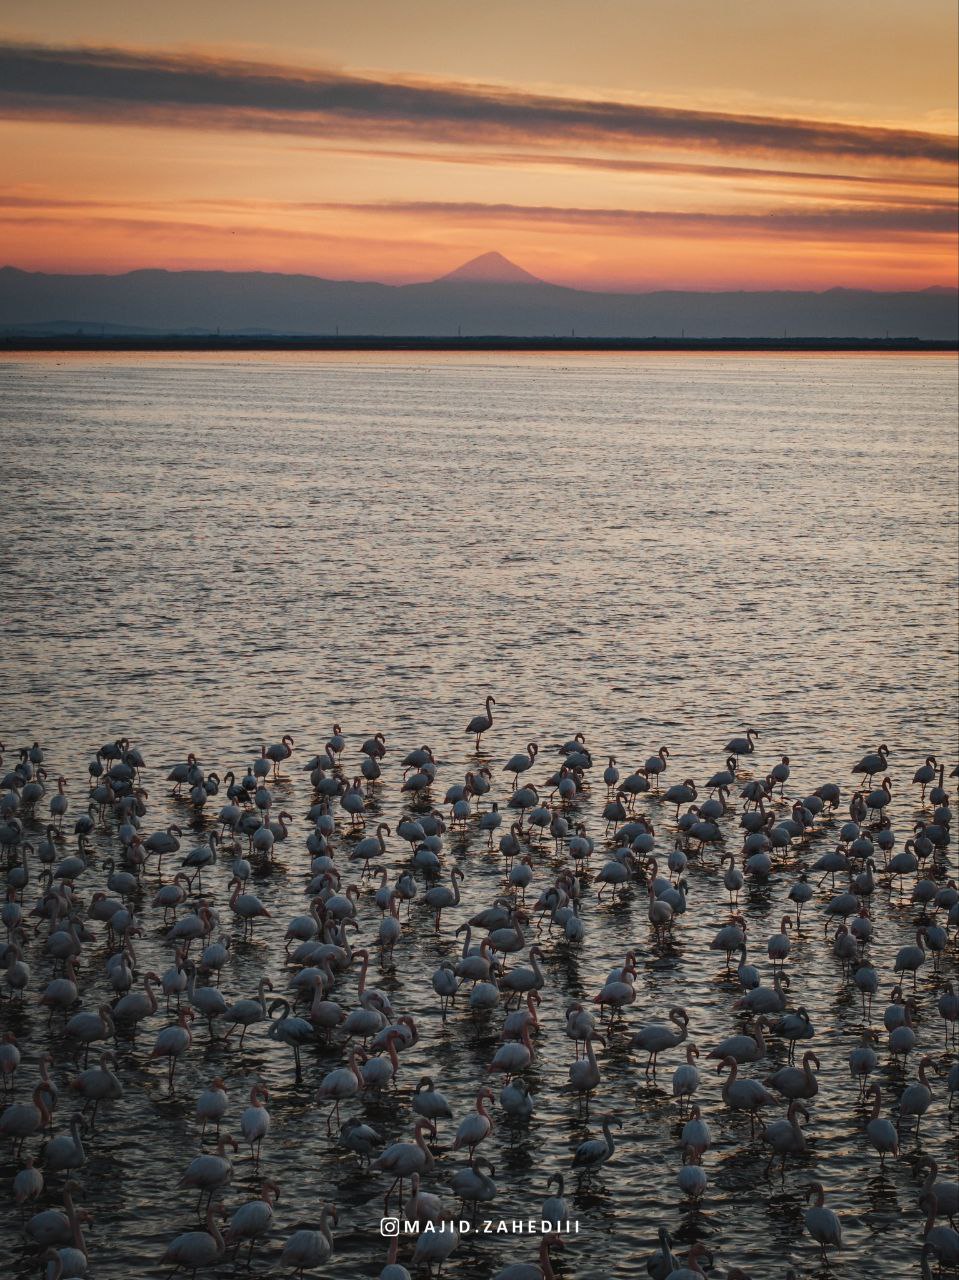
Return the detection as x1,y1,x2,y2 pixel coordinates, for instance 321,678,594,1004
431,961,459,1019
663,778,697,818
452,1156,497,1213
453,1086,494,1156
643,745,670,789
920,1193,959,1277
316,1047,364,1131
143,824,182,877
411,1077,453,1126
567,1033,605,1099
898,1056,935,1140
717,1056,777,1135
865,1083,899,1166
491,1236,564,1280
680,1104,711,1163
888,1001,918,1063
65,1006,114,1067
646,1227,682,1279
541,1173,569,1231
423,867,464,929
725,729,760,761
769,1007,816,1062
647,882,674,943
765,1051,820,1101
360,733,387,761
27,1179,83,1248
225,1179,279,1269
504,742,538,782
161,1199,227,1275
466,696,496,750
672,1045,701,1112
113,970,161,1041
340,1116,383,1166
564,1002,597,1058
184,964,228,1040
500,1077,535,1121
327,724,346,758
918,1157,959,1225
265,734,295,776
722,853,745,906
663,1242,715,1277
410,1215,459,1276
228,878,270,937
404,1169,443,1226
591,964,636,1020
48,777,69,830
762,1099,808,1176
45,1190,90,1279
804,1182,842,1263
268,999,316,1081
894,929,926,987
709,915,747,964
1,1084,54,1156
502,990,541,1041
487,1025,534,1080
222,977,274,1047
603,756,620,795
767,915,792,970
0,1030,20,1092
373,1119,436,1210
708,1020,767,1064
677,1162,708,1201
361,1030,403,1090
852,743,889,785
151,873,192,922
151,1007,194,1092
195,1078,229,1140
913,755,938,800
571,1113,621,1181
499,944,545,1006
43,1113,87,1176
239,1084,271,1163
631,1007,689,1074
14,1155,44,1207
352,823,391,880
178,1134,238,1213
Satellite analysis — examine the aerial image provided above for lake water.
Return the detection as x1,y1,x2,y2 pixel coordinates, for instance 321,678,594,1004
0,352,956,1278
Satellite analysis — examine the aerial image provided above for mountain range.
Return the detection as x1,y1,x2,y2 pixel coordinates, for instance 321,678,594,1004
1,254,955,339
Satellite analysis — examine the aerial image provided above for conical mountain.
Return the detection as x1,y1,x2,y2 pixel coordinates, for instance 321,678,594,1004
434,251,546,285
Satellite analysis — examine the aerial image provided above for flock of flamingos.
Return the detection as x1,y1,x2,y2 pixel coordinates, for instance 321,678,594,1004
0,703,956,1279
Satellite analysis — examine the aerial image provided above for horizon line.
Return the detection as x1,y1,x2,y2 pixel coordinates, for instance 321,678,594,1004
2,261,956,295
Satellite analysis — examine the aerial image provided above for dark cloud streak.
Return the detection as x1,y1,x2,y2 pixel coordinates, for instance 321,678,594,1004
318,199,959,236
0,41,956,165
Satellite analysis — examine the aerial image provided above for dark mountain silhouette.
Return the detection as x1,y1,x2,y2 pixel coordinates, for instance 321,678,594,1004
0,258,955,339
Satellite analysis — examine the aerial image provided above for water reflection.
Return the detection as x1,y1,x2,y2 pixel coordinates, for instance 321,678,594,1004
0,352,955,1278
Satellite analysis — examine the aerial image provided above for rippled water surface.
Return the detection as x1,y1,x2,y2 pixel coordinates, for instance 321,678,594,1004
0,352,957,1279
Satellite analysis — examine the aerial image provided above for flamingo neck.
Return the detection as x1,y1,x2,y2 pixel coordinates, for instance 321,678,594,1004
205,1202,224,1251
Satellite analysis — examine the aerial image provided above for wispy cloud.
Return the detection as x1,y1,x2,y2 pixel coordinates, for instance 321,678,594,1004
2,195,952,241
279,142,959,199
313,201,959,242
1,41,956,165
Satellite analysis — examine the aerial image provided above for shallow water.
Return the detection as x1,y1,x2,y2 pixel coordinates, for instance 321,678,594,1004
0,351,957,1279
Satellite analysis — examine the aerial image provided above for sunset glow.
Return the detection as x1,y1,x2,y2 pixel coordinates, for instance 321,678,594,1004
1,0,956,289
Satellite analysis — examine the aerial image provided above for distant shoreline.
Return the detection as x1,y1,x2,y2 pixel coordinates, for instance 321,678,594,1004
2,335,956,353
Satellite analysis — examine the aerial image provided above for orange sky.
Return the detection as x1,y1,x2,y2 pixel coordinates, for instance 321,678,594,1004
0,0,956,290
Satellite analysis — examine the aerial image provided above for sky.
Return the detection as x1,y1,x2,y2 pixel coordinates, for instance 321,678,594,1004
1,0,957,290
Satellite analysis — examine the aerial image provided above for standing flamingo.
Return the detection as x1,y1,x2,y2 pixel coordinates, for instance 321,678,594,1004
466,696,497,751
